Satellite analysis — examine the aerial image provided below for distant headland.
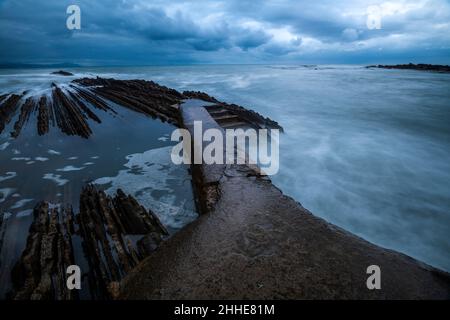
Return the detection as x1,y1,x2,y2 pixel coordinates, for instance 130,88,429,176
366,63,450,73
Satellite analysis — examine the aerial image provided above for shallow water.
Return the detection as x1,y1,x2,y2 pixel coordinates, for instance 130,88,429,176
0,85,197,296
1,65,450,273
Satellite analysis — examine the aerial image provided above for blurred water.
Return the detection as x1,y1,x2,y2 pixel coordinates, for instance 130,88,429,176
1,65,449,272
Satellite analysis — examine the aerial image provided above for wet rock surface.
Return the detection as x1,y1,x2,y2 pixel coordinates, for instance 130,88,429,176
7,185,168,300
184,90,283,131
121,163,450,299
0,94,24,134
0,77,282,139
367,63,450,73
78,185,167,299
10,203,77,300
74,77,183,126
120,104,450,300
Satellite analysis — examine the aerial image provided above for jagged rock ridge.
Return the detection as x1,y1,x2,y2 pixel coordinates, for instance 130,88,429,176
9,186,168,300
0,77,283,139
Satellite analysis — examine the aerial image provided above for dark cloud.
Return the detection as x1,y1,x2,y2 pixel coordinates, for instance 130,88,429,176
0,0,449,65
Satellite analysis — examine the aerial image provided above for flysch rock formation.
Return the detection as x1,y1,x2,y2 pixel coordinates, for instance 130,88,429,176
0,77,282,139
119,101,450,300
8,186,168,300
10,203,77,300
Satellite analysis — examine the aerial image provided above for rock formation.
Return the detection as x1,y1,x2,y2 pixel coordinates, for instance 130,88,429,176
10,203,76,300
9,186,168,300
0,77,282,139
77,185,168,299
51,70,74,76
0,93,24,134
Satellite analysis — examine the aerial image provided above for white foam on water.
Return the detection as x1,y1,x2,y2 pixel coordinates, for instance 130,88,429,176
10,198,34,209
11,157,31,161
83,162,95,166
34,157,49,162
16,209,33,218
42,173,69,186
94,146,197,230
2,212,12,220
0,188,15,203
0,142,10,151
0,172,16,183
47,149,61,155
68,157,78,160
56,165,85,172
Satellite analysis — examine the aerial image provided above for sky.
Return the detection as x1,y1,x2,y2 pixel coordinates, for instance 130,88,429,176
0,0,449,65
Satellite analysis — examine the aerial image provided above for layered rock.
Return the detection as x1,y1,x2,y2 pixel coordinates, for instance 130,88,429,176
78,185,167,299
1,77,282,138
51,84,93,138
11,97,36,138
9,186,168,300
74,77,183,125
10,203,76,300
37,96,51,135
0,93,23,134
183,90,283,131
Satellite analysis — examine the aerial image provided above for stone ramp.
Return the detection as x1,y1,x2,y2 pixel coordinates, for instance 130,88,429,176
119,102,450,299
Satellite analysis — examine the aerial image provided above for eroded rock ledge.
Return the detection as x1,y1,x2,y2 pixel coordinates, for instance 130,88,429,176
8,185,167,300
0,77,282,139
119,102,450,300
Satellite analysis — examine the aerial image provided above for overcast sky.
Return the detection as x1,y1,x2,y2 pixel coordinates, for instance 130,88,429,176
1,0,449,65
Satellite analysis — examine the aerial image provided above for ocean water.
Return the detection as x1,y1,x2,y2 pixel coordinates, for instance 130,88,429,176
1,65,449,273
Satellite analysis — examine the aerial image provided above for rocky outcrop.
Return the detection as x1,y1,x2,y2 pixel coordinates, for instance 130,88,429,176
11,97,35,138
51,84,93,138
367,63,450,73
37,96,51,135
10,203,76,300
183,90,283,131
51,70,74,76
74,77,183,125
0,93,23,134
1,78,282,138
8,186,168,300
78,185,168,299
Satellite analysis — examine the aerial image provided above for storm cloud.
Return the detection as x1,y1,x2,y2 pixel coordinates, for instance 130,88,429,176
0,0,449,65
